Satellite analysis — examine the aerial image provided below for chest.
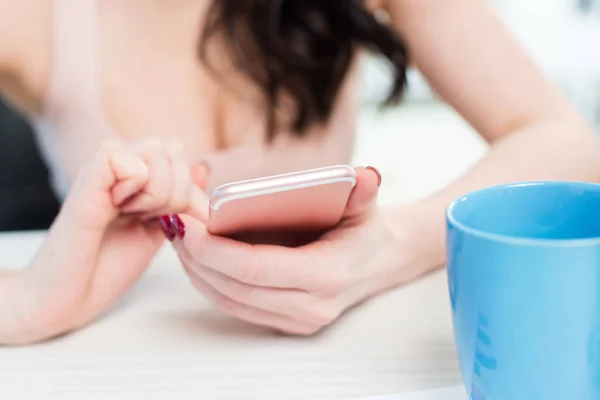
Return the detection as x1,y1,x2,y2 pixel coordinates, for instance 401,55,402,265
98,1,268,154
41,1,358,195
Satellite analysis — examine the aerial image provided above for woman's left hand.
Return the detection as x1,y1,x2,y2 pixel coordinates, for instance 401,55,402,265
170,167,408,335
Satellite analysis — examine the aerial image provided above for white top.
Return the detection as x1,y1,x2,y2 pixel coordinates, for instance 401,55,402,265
32,117,69,199
31,0,111,200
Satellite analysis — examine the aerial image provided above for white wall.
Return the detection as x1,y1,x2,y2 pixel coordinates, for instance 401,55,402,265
493,0,600,126
361,1,600,128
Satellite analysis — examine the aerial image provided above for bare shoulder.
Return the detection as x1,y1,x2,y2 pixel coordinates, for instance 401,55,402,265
0,0,53,115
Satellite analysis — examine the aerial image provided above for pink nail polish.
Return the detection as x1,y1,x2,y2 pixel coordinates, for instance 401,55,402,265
171,214,186,239
159,215,176,241
366,166,382,187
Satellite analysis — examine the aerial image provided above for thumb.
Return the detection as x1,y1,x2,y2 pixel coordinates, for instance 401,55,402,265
342,166,382,220
65,141,149,228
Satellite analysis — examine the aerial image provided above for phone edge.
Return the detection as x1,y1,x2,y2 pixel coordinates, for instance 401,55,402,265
210,165,357,210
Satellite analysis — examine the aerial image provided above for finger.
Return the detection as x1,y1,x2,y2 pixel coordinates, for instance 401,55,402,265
187,187,210,223
108,150,150,206
73,141,146,198
191,263,340,328
187,161,211,222
121,140,171,214
41,141,154,295
65,141,148,225
342,166,381,220
182,262,319,336
176,241,325,321
112,177,147,207
143,141,191,219
175,215,347,291
191,161,211,190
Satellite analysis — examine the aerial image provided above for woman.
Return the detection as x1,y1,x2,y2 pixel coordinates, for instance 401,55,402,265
0,0,599,344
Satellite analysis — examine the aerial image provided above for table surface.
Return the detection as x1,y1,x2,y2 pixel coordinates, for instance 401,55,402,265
0,103,488,399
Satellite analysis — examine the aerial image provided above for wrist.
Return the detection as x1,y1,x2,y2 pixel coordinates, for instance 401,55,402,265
0,267,78,345
382,204,446,285
0,270,44,345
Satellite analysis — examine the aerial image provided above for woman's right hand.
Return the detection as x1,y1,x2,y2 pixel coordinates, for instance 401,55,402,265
0,139,209,345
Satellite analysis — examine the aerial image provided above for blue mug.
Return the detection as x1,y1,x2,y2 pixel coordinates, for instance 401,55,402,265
446,181,600,400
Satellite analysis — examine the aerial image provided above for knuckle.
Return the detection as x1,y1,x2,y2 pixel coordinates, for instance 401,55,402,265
305,302,342,327
318,263,349,295
95,141,124,167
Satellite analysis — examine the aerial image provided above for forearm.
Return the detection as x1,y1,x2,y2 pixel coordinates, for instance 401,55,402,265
391,119,600,280
0,269,39,345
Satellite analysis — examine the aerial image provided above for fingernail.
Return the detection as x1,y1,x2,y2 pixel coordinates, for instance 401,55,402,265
158,215,176,241
366,166,382,187
197,160,212,176
171,214,186,240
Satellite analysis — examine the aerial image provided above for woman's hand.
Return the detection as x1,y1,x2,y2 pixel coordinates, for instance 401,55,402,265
2,139,206,345
171,167,410,335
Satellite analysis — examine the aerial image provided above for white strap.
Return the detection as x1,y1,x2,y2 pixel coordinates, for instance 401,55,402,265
44,0,102,116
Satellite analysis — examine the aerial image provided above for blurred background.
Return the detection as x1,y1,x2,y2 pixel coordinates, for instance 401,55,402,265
2,0,600,232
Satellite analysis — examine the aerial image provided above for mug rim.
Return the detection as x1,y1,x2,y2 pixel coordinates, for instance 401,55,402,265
446,181,600,247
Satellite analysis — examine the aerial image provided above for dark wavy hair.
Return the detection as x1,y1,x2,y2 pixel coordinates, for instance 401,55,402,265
200,0,408,140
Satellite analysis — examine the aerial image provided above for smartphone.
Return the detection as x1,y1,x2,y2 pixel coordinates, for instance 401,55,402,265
208,165,357,241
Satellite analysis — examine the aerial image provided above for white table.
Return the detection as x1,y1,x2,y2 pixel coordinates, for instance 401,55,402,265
0,103,487,399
